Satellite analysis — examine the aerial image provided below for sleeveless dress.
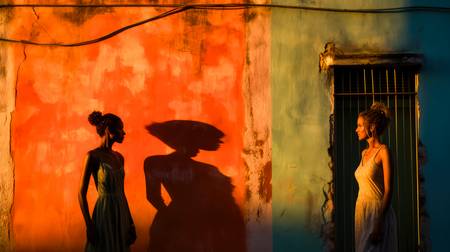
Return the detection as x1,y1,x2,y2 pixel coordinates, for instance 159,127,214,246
86,162,134,252
354,147,398,252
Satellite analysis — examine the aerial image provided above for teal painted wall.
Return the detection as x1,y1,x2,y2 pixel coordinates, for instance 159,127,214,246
406,1,450,251
272,0,450,251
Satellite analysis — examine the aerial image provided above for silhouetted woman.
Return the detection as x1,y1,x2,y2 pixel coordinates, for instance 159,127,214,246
354,103,397,252
144,120,246,252
79,111,136,252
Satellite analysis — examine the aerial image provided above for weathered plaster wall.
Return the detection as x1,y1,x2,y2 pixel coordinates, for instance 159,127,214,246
242,2,272,251
0,5,15,252
1,0,271,251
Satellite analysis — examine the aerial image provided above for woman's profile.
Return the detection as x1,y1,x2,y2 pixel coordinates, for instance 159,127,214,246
354,102,398,252
78,111,136,252
144,120,246,252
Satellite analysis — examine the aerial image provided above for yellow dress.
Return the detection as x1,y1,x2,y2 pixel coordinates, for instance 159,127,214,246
86,162,134,252
354,147,398,252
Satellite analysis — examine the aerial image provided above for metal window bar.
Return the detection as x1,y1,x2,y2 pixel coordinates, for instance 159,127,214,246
414,73,421,248
333,66,419,252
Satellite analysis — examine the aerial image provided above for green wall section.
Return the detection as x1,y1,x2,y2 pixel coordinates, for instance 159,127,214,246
269,1,445,251
271,5,332,251
406,1,450,250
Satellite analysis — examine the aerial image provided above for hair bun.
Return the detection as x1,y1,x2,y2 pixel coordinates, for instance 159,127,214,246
370,102,390,120
88,111,103,126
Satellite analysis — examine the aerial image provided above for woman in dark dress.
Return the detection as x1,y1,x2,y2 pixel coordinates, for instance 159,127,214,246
79,111,136,252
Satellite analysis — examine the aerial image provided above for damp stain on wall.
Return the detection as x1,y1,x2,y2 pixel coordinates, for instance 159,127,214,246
54,0,113,25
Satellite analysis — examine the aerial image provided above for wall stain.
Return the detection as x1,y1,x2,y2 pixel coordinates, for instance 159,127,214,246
245,48,251,67
183,8,209,27
0,3,14,25
244,161,252,202
54,0,112,25
178,9,211,74
245,19,252,66
197,39,206,74
305,190,314,230
321,114,336,251
258,161,272,203
0,65,5,79
256,206,261,220
255,139,265,147
242,148,253,155
244,10,257,23
245,184,252,202
280,209,286,218
299,0,317,4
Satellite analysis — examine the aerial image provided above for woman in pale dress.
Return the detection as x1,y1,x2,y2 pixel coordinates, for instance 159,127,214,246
79,111,136,252
354,102,398,252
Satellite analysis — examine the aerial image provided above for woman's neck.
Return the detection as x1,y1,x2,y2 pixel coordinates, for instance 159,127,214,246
99,136,113,150
367,137,381,149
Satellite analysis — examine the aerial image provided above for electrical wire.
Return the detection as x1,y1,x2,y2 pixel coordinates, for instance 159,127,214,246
1,3,450,13
1,3,450,47
0,6,190,47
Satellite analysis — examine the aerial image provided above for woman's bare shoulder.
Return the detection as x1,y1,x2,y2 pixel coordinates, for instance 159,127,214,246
113,151,124,163
376,144,391,165
379,144,391,155
86,149,101,161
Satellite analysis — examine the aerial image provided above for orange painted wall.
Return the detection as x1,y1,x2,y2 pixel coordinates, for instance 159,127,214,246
10,2,247,251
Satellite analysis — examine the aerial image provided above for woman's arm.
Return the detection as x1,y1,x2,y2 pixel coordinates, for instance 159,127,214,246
144,157,167,210
379,146,393,220
370,146,393,243
78,152,97,243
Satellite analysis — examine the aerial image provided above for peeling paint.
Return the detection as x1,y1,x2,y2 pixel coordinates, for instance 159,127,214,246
242,4,272,251
0,3,15,248
245,184,252,202
258,161,272,203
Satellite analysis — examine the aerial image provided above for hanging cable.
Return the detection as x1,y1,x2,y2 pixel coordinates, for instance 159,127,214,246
0,6,190,47
1,3,450,47
1,3,450,13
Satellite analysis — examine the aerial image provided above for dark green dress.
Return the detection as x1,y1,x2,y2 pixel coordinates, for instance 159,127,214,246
86,162,134,252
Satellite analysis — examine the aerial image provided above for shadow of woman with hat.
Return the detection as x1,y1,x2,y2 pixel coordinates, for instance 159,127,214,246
144,120,246,252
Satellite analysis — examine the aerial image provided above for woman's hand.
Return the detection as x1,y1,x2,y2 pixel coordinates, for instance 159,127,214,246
369,219,383,244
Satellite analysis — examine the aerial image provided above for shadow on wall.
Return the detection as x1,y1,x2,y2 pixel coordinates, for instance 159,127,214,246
144,120,246,252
